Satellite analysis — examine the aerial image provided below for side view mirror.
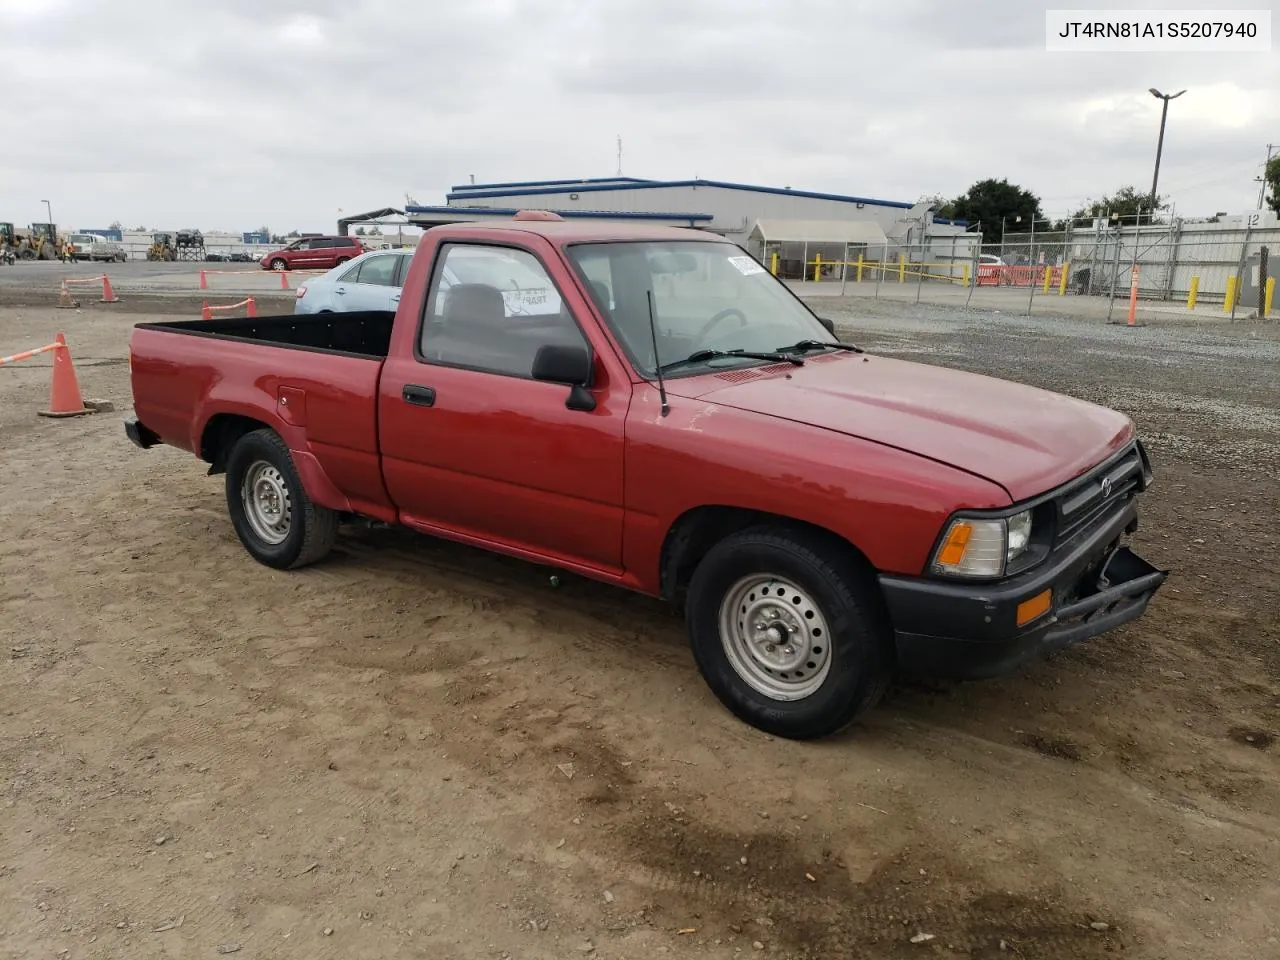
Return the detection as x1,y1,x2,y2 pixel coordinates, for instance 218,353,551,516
532,343,596,412
815,316,836,336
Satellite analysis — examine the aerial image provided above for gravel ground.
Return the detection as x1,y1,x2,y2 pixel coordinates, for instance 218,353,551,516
1,290,1277,960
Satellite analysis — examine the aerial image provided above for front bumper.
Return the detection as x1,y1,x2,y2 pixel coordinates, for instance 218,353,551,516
880,501,1168,679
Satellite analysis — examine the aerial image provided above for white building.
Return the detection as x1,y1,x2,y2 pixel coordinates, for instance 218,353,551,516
404,177,978,279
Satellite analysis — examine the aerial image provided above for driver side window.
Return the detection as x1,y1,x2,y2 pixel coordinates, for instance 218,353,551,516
419,243,587,379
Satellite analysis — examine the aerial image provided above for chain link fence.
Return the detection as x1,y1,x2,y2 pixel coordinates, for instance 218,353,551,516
775,220,1279,321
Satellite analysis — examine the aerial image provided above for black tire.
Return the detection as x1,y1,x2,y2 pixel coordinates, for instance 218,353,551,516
335,256,350,265
685,525,893,740
224,428,337,569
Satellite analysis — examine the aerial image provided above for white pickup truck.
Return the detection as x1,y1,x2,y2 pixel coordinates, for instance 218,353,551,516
68,233,127,263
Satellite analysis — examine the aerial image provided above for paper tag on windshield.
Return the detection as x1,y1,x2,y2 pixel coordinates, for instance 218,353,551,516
728,255,766,276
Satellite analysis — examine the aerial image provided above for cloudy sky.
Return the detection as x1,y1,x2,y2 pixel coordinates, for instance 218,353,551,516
3,0,1276,233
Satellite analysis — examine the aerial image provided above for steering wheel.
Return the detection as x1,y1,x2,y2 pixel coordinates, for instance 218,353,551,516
694,307,748,342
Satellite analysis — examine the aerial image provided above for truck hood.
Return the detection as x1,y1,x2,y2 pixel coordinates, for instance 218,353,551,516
671,353,1134,502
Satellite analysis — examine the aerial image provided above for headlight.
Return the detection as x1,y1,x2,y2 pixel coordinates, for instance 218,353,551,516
932,509,1034,578
1007,509,1032,561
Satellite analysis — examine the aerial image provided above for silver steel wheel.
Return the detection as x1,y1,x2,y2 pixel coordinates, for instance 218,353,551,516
241,460,292,545
271,259,287,271
718,574,832,701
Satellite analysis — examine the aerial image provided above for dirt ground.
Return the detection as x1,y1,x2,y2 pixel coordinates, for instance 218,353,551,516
1,291,1277,960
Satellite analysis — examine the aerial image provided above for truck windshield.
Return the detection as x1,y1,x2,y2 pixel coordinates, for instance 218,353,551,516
566,240,834,377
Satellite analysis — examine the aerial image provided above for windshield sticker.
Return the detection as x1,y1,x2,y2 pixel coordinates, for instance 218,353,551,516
728,256,766,276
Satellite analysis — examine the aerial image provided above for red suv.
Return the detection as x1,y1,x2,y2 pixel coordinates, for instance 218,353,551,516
259,236,365,272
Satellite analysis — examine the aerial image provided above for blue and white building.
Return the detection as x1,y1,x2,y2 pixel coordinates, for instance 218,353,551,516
403,176,976,278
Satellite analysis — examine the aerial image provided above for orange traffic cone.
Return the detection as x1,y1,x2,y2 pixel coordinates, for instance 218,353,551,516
201,300,212,320
38,334,92,418
199,269,208,289
100,274,120,303
279,271,289,290
246,297,257,318
56,280,79,309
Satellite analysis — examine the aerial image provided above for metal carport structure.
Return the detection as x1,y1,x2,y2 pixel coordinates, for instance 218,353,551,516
748,219,889,281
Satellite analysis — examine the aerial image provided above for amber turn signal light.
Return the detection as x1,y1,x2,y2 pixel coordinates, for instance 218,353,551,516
936,521,973,567
1016,588,1052,627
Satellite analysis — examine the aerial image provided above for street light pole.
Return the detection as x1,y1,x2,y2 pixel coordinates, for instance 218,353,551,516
1148,88,1185,225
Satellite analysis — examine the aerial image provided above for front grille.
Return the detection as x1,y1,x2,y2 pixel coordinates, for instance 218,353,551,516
1053,444,1144,548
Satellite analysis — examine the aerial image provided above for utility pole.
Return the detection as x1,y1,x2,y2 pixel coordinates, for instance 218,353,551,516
617,135,623,176
1257,143,1276,209
1148,88,1185,225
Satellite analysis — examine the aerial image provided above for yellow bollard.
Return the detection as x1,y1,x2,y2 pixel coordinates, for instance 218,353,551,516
1266,276,1275,316
1042,267,1052,293
1187,275,1199,310
813,252,822,282
1224,275,1237,312
1058,262,1070,296
898,255,905,284
856,253,864,283
961,263,969,288
770,252,778,276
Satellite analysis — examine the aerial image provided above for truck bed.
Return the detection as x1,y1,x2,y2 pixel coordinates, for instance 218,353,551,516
139,310,396,359
129,309,397,520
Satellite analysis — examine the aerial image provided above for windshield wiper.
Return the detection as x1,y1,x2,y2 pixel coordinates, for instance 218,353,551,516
775,338,864,355
658,348,804,374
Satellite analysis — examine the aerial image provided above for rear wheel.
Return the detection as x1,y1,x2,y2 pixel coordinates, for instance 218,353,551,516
685,526,892,740
335,256,350,265
224,429,337,569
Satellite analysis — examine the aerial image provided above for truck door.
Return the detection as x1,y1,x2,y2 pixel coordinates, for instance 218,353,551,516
378,240,629,574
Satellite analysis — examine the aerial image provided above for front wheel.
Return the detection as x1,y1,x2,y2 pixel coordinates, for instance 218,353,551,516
270,258,288,271
224,429,337,569
685,526,893,740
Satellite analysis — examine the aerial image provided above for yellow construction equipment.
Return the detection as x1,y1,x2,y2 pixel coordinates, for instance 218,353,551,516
7,222,65,260
146,229,205,262
147,232,177,261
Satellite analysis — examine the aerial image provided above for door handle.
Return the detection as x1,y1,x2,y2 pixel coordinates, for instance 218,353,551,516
336,286,347,295
390,293,401,302
402,384,435,407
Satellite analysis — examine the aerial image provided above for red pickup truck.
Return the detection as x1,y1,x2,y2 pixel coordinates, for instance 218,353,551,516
125,214,1167,740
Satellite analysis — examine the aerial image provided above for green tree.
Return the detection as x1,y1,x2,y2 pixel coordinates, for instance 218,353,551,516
1264,155,1280,216
946,178,1043,236
1071,185,1168,225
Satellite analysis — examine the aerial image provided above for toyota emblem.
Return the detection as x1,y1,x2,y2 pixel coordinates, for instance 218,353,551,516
1100,477,1113,498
